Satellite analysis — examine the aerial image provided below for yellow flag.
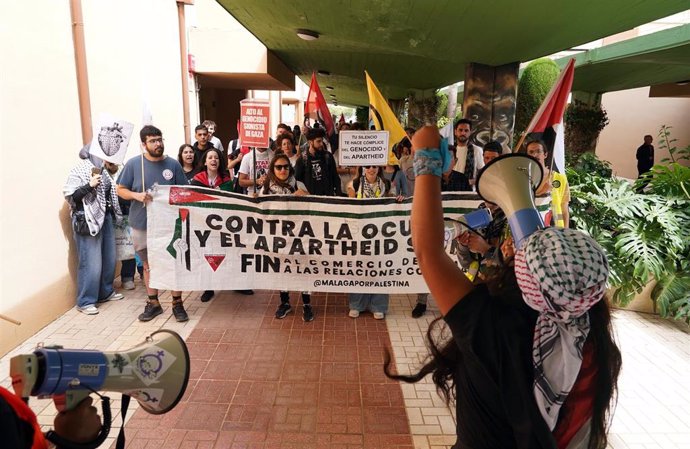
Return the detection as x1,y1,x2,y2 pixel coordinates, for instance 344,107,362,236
365,71,406,166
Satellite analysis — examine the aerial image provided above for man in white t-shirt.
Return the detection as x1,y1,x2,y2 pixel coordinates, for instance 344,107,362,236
238,146,274,194
202,120,225,154
450,119,484,191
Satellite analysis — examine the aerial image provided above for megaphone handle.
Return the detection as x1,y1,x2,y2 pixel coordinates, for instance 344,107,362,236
54,389,90,412
45,396,112,449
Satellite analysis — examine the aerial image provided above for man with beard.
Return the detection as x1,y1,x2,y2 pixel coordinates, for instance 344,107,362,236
117,125,190,322
446,119,484,191
295,127,342,196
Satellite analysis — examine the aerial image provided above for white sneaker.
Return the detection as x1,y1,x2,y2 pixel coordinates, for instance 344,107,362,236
77,305,99,315
122,281,135,290
373,312,385,320
99,292,124,303
348,309,360,318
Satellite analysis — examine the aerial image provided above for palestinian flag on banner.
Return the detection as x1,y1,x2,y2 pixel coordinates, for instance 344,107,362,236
522,58,575,228
365,71,406,166
305,72,335,136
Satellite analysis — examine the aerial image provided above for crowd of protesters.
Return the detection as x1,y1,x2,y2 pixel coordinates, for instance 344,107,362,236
63,117,552,323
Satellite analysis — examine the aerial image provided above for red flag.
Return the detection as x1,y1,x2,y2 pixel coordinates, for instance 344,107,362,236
523,58,575,228
523,58,575,176
339,113,346,127
305,72,335,136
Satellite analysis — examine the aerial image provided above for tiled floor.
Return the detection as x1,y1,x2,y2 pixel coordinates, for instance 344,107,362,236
1,279,689,448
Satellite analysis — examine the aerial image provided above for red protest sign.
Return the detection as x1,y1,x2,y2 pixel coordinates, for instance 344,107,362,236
240,100,271,148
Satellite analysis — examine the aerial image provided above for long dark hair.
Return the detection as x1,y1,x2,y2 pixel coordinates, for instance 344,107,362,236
352,166,391,196
177,143,194,168
384,265,621,449
200,148,229,177
262,154,296,194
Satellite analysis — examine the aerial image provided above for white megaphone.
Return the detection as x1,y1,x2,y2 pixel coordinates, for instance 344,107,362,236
476,154,544,249
10,329,190,415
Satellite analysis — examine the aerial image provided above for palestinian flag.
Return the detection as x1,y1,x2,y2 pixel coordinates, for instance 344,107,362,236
365,71,406,166
522,58,575,228
305,72,335,136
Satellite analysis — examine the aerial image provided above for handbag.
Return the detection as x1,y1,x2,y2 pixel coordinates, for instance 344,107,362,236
72,210,91,236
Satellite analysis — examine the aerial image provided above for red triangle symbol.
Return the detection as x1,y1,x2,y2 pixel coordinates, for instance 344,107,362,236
204,255,225,272
179,208,189,221
169,186,219,205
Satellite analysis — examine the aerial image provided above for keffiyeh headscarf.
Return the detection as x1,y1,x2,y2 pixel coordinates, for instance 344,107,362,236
514,227,609,430
265,176,299,195
63,144,121,236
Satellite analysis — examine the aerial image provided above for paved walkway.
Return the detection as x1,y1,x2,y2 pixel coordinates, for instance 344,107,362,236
1,279,689,449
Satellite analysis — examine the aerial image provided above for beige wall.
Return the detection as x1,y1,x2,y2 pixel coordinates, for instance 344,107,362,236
82,0,186,147
1,1,83,355
0,0,187,356
596,87,690,179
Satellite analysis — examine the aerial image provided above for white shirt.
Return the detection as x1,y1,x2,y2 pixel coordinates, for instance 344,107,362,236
210,135,224,152
238,149,274,193
453,144,484,179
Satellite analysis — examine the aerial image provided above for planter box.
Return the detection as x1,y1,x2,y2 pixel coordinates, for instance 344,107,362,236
610,280,656,314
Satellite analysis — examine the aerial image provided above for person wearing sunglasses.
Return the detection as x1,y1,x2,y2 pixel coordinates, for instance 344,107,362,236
260,154,313,321
346,165,397,319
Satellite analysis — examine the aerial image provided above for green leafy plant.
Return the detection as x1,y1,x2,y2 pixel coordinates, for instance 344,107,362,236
567,136,690,322
658,125,690,164
515,58,560,137
564,100,609,157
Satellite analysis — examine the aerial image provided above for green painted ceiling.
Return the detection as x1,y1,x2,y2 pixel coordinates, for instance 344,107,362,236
216,1,689,106
556,23,690,93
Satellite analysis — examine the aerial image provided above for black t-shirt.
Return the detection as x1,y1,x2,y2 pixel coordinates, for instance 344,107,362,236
443,284,556,449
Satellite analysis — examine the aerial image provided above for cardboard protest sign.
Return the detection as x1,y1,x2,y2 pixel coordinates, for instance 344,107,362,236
338,131,389,167
89,113,134,164
240,100,270,148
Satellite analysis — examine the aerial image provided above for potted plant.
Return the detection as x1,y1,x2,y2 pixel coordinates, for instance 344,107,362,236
566,129,690,323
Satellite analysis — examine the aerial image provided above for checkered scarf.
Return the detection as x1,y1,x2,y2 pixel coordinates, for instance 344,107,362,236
514,227,608,430
63,160,121,236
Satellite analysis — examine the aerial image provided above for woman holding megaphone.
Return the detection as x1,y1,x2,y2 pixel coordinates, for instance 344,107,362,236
384,125,621,449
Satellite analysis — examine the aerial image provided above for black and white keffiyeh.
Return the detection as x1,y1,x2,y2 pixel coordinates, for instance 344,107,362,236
63,160,121,236
514,227,609,430
357,177,387,198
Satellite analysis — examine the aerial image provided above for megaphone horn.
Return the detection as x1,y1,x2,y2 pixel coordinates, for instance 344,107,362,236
10,329,190,415
476,154,544,249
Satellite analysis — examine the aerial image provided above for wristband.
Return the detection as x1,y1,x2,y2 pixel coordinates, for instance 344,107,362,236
413,138,452,177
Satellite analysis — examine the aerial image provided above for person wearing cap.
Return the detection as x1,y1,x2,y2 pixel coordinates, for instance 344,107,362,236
384,125,621,449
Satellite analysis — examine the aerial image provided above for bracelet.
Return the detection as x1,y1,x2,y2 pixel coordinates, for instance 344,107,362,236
414,150,444,177
413,138,452,177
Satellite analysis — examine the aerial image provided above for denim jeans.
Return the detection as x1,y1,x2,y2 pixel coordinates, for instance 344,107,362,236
74,213,116,307
348,293,389,313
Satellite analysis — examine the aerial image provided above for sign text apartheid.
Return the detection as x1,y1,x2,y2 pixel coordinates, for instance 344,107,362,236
338,130,389,166
148,186,549,293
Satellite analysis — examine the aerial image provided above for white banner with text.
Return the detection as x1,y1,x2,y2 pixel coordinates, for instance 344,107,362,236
148,186,549,293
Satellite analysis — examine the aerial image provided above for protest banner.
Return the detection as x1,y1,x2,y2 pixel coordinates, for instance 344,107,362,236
239,100,270,148
148,186,550,293
338,130,389,166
